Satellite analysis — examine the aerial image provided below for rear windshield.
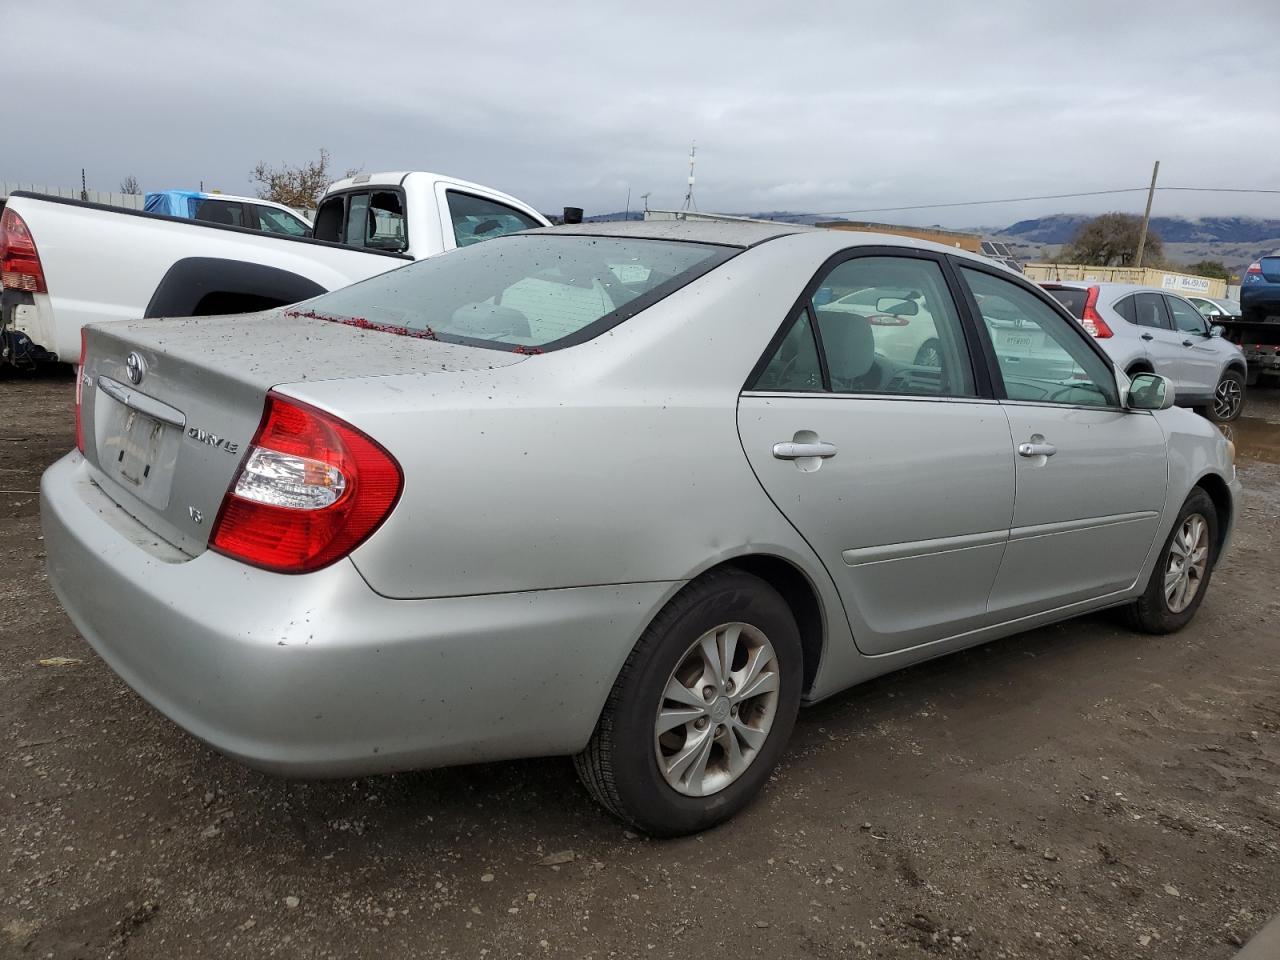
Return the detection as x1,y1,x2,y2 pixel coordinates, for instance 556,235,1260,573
1043,287,1087,318
1261,257,1280,280
294,235,735,351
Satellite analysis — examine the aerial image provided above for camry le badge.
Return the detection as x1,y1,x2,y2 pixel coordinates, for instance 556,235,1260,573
125,352,146,385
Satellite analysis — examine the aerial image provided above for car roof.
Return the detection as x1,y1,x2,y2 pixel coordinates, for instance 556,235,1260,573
526,218,815,248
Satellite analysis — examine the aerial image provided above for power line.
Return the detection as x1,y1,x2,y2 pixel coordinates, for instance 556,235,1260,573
756,185,1280,219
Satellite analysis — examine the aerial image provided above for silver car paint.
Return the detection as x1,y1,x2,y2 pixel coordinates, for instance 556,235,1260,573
1047,282,1246,403
42,225,1242,776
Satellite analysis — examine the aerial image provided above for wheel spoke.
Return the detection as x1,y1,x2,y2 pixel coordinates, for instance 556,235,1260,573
737,667,779,701
683,729,716,796
719,624,741,683
735,644,772,697
665,726,712,785
1169,535,1189,560
1164,566,1182,599
724,725,748,777
698,634,725,688
663,676,706,710
731,717,767,751
656,705,704,735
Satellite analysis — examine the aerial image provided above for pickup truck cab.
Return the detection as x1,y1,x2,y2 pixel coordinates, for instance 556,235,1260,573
1,171,548,365
144,190,312,237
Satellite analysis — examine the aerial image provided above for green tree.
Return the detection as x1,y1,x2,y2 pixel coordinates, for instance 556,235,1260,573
1063,213,1162,267
251,149,357,209
1181,259,1230,280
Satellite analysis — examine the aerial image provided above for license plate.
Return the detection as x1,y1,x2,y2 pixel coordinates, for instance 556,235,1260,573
1002,334,1032,349
114,410,165,487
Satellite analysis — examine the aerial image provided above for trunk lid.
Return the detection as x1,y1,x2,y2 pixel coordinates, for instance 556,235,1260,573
80,309,524,555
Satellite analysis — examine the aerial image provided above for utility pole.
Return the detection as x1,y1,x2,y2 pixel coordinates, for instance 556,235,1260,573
80,168,87,201
1134,160,1160,269
681,142,697,213
625,186,631,222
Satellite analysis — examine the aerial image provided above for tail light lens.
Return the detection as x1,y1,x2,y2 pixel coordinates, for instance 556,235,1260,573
0,207,47,293
74,330,87,453
866,313,910,326
1080,286,1114,338
210,393,403,573
1245,262,1262,276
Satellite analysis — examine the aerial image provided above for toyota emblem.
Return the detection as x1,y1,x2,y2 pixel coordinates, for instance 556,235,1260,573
125,352,146,385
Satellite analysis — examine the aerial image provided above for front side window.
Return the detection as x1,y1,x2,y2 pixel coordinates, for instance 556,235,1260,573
960,266,1117,407
296,235,733,350
313,195,344,242
1166,296,1208,334
256,205,310,237
448,191,541,247
753,256,975,397
1132,292,1171,329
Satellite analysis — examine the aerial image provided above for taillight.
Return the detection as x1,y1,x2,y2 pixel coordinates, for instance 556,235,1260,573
209,393,403,573
866,313,910,326
1080,286,1114,338
1245,262,1262,276
0,207,47,293
74,330,86,453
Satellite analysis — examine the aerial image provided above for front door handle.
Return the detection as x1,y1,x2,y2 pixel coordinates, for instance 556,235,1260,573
1140,332,1154,341
1018,440,1057,458
1182,339,1194,347
773,440,837,460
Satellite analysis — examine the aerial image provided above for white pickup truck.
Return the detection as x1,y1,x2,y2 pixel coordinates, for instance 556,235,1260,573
0,171,550,364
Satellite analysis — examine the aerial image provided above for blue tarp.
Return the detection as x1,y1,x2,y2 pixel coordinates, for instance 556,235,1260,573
143,190,206,218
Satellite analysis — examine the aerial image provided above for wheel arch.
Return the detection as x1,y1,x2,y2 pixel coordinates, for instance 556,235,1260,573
1125,359,1154,376
714,554,827,696
144,257,328,319
1193,471,1233,556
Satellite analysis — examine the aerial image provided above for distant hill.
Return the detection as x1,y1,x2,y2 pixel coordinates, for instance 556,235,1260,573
998,214,1280,246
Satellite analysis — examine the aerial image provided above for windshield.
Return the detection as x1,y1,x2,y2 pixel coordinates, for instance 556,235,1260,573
294,235,735,351
1044,287,1087,318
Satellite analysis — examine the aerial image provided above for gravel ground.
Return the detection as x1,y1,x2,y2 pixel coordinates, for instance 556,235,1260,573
2,369,1279,960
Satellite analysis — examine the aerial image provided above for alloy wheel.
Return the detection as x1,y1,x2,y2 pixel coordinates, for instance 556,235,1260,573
1213,377,1242,420
1164,513,1209,614
654,622,780,797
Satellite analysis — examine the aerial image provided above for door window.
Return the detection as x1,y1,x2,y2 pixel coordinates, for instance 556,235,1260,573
345,193,371,246
1166,296,1208,334
313,196,344,242
1113,295,1137,324
753,256,976,397
192,198,248,227
447,191,541,247
255,205,310,237
959,266,1118,407
1132,292,1171,329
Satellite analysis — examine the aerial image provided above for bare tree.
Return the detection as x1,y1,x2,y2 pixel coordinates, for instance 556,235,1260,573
251,149,358,209
119,175,142,195
1063,213,1163,267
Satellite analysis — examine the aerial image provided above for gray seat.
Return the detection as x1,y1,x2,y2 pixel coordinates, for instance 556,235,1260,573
816,310,877,390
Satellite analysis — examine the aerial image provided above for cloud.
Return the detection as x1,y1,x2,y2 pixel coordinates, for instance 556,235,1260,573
6,0,1280,227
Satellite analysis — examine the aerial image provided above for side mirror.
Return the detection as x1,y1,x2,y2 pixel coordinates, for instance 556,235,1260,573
1209,324,1224,338
1127,372,1176,411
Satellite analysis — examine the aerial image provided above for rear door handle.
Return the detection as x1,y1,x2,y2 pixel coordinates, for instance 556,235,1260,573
1141,333,1154,341
1018,441,1057,458
773,441,837,460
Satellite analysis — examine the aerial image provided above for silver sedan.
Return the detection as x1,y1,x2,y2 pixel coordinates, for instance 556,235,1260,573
42,220,1241,835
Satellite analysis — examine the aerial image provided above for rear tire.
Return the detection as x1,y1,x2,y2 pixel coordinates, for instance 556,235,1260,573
1123,488,1218,634
1206,369,1245,422
574,569,802,836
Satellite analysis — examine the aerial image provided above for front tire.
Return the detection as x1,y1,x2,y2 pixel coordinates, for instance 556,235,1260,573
1124,488,1218,634
574,569,803,836
1207,369,1245,422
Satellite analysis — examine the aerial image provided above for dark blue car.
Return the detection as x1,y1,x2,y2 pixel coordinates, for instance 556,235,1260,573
1241,254,1280,322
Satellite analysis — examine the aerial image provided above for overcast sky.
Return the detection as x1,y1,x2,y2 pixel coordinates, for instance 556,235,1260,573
8,0,1279,227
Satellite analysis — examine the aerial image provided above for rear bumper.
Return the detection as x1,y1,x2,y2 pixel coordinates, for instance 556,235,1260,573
41,452,676,776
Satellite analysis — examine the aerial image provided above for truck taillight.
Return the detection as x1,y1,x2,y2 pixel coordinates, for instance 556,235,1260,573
75,330,86,453
1081,285,1113,338
209,393,403,573
0,207,47,293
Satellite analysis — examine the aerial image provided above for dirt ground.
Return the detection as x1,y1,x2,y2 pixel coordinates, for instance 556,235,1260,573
2,369,1279,960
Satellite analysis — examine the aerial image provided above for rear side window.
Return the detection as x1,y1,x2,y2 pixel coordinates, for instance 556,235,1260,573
313,196,343,242
1044,287,1086,318
752,255,976,398
193,199,248,227
298,235,733,351
1114,295,1137,323
1132,292,1171,329
448,191,540,247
